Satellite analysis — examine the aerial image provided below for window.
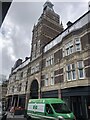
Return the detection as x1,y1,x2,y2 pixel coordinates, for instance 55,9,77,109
50,72,54,85
75,38,81,51
45,74,48,86
36,40,40,57
14,85,17,92
46,104,53,114
31,66,35,74
46,58,49,67
65,43,70,56
32,43,36,59
51,55,54,65
63,47,65,57
12,86,14,93
31,63,39,74
20,72,23,79
18,83,22,92
70,45,74,54
71,64,76,80
37,40,40,48
77,61,85,79
51,103,71,113
65,41,74,56
27,67,31,74
16,73,20,80
35,63,39,72
66,64,71,81
66,63,76,81
23,70,27,78
33,44,36,51
46,55,54,67
63,38,81,57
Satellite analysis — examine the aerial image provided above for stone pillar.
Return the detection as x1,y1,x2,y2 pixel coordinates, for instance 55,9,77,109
38,89,41,99
58,89,61,98
25,93,30,109
11,95,14,106
17,95,19,107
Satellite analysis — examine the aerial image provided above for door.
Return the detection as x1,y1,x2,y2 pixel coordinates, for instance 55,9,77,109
30,80,39,99
45,104,55,120
70,96,83,120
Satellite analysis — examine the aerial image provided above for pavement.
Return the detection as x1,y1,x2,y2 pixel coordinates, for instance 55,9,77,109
7,118,26,120
6,112,27,120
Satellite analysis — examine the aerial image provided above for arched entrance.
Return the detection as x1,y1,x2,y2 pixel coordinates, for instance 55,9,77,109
30,80,39,99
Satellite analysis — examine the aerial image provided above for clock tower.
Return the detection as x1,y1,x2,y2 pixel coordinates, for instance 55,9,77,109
31,1,63,61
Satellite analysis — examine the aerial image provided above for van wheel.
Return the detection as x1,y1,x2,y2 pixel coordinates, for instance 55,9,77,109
26,115,32,120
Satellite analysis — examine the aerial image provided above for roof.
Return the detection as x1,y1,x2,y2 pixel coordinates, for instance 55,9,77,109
29,98,64,104
44,10,90,52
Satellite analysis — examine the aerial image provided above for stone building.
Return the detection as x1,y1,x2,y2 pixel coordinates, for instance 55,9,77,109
0,75,8,110
7,1,90,120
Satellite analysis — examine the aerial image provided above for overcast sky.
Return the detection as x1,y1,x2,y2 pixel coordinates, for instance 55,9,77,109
0,0,89,78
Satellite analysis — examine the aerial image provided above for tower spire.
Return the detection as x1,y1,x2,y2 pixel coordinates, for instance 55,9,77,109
43,0,54,11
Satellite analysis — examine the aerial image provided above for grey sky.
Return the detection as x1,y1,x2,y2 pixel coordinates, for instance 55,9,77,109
0,0,89,78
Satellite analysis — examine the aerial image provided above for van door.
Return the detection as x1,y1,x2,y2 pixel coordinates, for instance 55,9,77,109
45,104,55,120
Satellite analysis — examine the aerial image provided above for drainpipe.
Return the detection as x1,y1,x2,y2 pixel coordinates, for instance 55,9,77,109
40,45,45,98
25,61,30,109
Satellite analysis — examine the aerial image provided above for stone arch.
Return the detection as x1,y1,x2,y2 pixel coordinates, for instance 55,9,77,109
30,79,39,99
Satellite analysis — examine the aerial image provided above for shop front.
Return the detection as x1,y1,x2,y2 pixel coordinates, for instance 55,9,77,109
42,90,58,98
61,86,90,120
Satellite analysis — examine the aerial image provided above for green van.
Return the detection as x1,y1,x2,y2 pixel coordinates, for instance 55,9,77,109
27,98,76,120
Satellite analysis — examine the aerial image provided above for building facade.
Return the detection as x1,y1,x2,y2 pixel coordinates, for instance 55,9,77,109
7,1,90,120
0,75,8,110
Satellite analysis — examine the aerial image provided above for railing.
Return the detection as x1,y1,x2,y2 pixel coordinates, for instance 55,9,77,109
44,11,90,52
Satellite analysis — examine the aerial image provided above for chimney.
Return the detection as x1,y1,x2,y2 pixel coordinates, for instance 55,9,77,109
13,59,22,69
67,21,73,27
25,57,29,61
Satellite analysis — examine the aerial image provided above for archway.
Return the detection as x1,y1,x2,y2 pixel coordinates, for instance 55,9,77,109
30,80,39,99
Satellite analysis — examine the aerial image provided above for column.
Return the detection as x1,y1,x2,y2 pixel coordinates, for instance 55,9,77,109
25,93,30,109
17,95,19,107
38,89,41,99
11,95,14,106
58,89,61,98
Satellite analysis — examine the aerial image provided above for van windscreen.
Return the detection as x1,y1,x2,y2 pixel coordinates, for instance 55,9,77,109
51,103,71,113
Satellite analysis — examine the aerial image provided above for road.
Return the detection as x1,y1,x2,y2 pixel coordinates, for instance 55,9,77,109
7,118,26,120
0,111,27,120
7,114,27,120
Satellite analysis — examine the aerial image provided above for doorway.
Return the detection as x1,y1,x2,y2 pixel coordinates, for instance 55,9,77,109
70,96,83,120
30,80,39,99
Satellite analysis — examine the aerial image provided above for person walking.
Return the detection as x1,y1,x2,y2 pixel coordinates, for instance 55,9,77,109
10,106,15,118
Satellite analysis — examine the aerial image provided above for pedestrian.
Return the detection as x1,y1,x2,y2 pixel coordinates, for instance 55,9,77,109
10,106,15,118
